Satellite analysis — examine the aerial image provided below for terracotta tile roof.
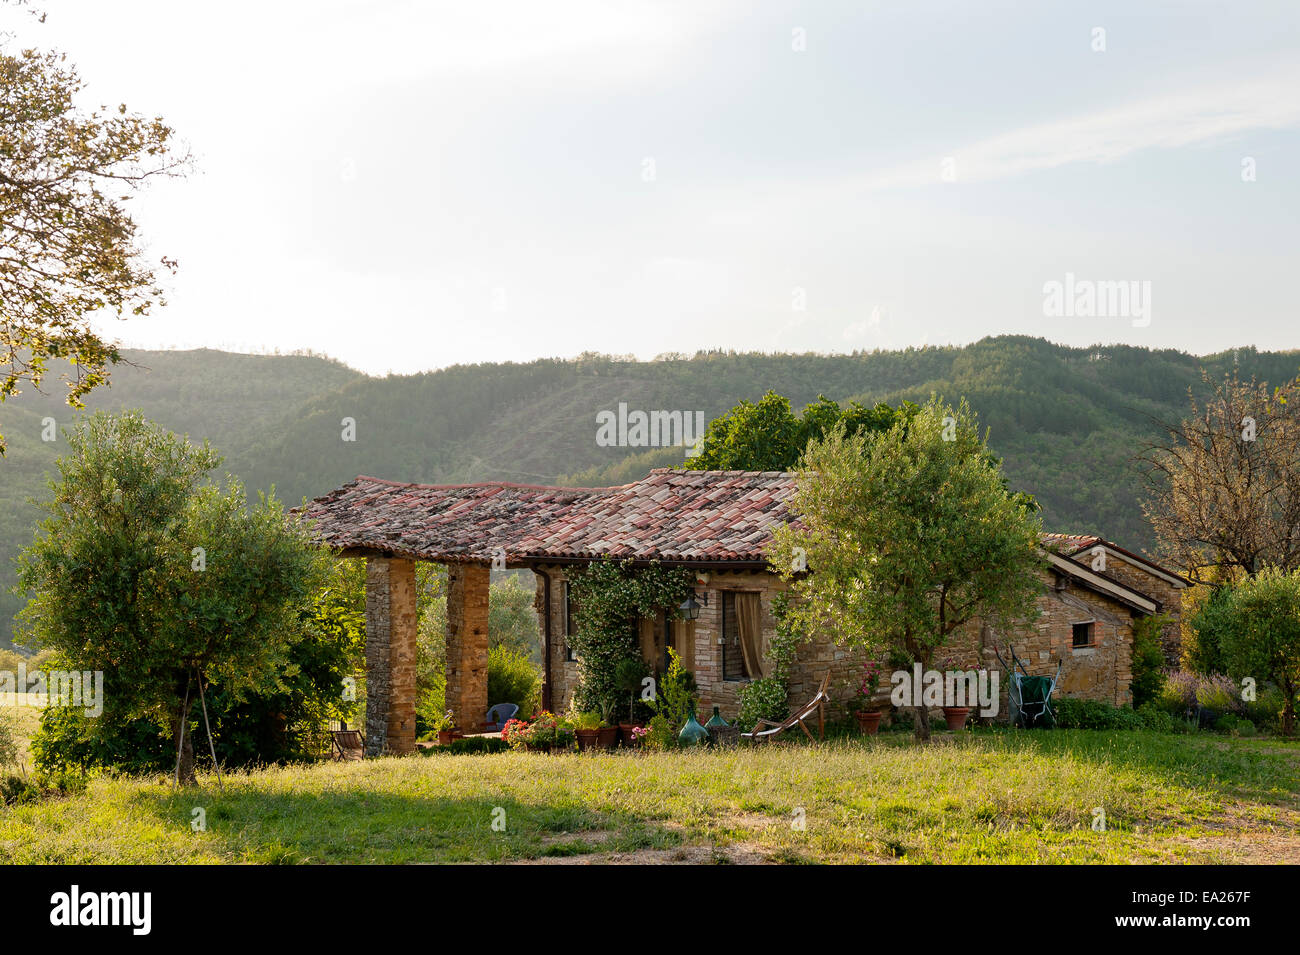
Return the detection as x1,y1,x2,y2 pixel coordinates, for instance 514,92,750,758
1038,533,1103,555
299,469,798,564
301,472,1182,592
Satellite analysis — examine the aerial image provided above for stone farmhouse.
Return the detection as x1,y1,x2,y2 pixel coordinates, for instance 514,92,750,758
303,469,1187,756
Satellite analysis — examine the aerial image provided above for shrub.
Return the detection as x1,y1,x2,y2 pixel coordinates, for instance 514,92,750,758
1194,674,1243,717
421,736,507,755
644,714,676,750
1130,614,1169,707
646,647,698,740
736,677,788,732
487,644,541,719
1213,713,1256,736
1054,699,1144,730
0,712,18,769
1157,669,1197,716
1186,584,1234,676
1245,685,1287,734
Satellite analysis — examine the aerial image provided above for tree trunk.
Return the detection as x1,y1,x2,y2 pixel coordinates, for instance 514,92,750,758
174,699,196,786
1283,696,1296,737
912,703,932,743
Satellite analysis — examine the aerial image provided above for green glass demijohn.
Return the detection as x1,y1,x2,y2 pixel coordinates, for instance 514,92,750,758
679,703,710,746
704,705,729,729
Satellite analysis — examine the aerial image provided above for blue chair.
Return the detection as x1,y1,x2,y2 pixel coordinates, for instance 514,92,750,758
482,703,519,732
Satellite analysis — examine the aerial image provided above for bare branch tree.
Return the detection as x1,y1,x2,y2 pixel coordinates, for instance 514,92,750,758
1139,369,1300,583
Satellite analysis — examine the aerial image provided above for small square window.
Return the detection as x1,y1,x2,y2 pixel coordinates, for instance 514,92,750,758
1072,621,1095,648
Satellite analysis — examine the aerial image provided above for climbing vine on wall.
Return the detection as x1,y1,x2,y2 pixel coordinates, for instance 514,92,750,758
565,558,695,716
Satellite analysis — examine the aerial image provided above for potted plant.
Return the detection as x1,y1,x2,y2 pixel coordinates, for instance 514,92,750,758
502,717,530,750
614,658,649,745
596,701,619,749
937,655,972,730
573,710,602,751
433,710,456,745
854,660,886,736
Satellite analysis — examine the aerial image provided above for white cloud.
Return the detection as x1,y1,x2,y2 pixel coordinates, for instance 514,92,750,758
861,63,1300,190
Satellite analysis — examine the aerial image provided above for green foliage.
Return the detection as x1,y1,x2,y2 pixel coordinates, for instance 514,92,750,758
1129,614,1169,707
8,338,1300,649
0,28,189,454
564,559,694,719
0,712,18,768
488,574,542,663
772,397,1043,741
645,647,699,742
426,736,508,755
644,714,676,750
1212,567,1300,734
1186,584,1235,676
1055,699,1146,730
487,644,542,719
736,677,789,733
15,412,329,781
685,391,909,471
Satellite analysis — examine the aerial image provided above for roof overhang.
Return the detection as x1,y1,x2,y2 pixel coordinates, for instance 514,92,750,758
1040,548,1158,614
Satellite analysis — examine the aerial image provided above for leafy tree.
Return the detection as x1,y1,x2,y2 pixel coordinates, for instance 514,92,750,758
15,411,326,783
685,391,907,471
1129,613,1169,708
770,397,1044,742
488,573,542,663
1141,370,1300,582
1185,580,1237,677
0,9,188,452
1215,568,1300,736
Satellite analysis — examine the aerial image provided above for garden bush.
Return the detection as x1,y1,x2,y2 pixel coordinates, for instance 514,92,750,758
736,677,788,732
1054,699,1145,730
486,644,542,718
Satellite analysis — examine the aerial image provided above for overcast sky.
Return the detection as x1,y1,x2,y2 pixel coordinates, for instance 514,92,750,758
8,1,1300,374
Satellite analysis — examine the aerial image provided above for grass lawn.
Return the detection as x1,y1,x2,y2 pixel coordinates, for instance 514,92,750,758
1,728,1297,864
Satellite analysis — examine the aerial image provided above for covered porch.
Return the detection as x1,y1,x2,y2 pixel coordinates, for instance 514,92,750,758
300,469,796,755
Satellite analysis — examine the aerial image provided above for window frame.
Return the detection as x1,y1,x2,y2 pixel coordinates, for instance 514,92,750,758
1071,619,1096,649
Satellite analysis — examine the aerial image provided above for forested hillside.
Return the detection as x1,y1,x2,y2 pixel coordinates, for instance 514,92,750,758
2,336,1296,647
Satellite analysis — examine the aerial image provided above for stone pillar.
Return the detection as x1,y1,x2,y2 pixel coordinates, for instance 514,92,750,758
446,563,490,734
364,556,418,756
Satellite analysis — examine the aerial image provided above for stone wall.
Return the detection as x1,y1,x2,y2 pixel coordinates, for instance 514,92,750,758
1091,551,1186,665
364,556,417,755
446,563,490,734
534,563,1144,726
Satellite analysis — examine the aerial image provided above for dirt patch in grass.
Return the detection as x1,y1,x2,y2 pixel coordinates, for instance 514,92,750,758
512,843,771,865
1174,804,1300,863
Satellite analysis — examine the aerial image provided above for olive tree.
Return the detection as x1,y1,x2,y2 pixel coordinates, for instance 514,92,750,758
1215,568,1300,736
770,397,1044,742
16,411,327,783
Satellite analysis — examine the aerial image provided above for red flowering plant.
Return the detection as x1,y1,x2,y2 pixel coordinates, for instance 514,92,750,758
502,711,576,751
501,718,530,747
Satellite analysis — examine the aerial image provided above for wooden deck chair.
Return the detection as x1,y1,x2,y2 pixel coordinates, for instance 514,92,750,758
741,671,831,744
331,728,365,761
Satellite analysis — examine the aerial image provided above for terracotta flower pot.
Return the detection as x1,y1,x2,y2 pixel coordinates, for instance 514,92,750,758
618,723,644,747
575,728,600,751
437,729,454,745
854,710,883,736
597,726,619,749
942,706,972,731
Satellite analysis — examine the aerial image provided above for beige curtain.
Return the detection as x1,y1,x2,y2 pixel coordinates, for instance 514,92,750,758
672,620,695,671
734,592,770,678
637,617,658,668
